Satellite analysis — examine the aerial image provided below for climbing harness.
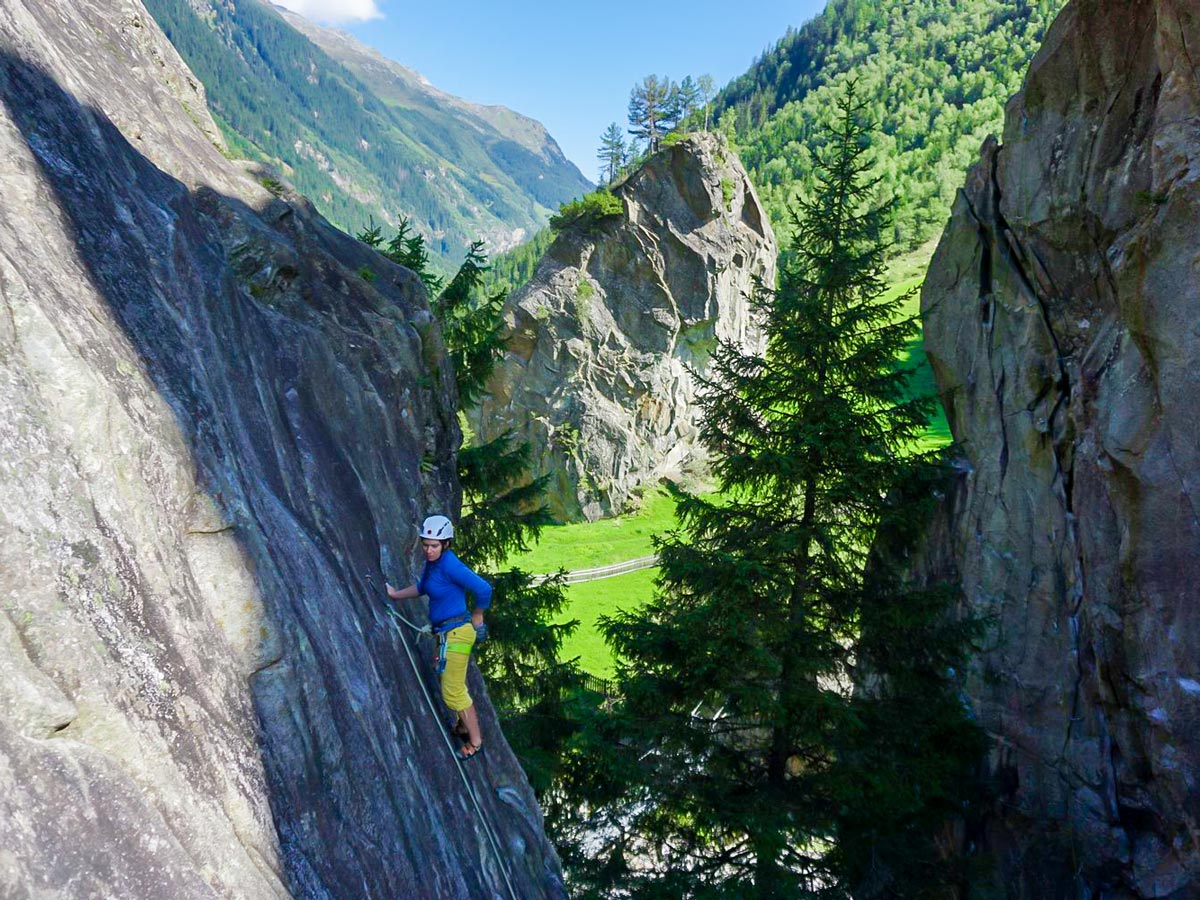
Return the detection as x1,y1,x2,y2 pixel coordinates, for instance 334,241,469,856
435,630,475,675
432,612,473,633
381,601,519,900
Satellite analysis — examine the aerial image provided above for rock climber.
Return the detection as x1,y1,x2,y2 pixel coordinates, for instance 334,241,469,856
386,514,491,760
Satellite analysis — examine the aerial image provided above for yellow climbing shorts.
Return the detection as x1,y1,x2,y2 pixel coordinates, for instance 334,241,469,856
439,623,476,712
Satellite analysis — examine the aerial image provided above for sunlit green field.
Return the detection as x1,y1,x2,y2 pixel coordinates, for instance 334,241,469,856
511,486,678,574
553,568,659,679
510,489,678,678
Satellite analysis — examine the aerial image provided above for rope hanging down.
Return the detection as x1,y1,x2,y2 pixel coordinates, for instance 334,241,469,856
382,603,520,900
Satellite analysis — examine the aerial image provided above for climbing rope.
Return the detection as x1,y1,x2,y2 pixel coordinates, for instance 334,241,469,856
381,602,521,900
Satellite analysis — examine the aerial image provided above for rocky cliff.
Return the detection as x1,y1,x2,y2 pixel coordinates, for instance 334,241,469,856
920,1,1200,896
472,134,776,521
0,1,562,897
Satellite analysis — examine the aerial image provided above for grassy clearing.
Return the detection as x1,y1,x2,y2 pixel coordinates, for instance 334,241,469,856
556,568,658,679
511,486,679,574
509,491,678,679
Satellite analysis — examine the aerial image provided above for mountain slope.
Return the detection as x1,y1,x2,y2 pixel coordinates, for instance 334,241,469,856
143,0,591,262
711,0,1066,248
277,8,586,213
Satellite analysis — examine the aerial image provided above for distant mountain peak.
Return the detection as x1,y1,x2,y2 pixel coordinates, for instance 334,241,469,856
273,5,574,168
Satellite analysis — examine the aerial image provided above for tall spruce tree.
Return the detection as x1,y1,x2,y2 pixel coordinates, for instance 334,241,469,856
426,241,583,774
677,75,701,122
698,74,716,131
599,88,981,898
431,240,505,409
628,74,670,153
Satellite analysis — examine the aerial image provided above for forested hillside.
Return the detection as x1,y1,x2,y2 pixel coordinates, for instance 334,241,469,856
144,0,590,262
493,0,1063,299
712,0,1065,247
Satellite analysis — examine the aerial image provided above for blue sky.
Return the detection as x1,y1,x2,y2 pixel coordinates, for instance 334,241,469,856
276,0,827,182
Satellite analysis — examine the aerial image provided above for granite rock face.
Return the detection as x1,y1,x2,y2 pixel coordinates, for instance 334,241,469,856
0,1,562,897
920,1,1200,896
472,134,775,521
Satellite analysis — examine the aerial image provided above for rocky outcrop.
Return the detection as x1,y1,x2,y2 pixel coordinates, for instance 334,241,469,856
920,1,1200,896
473,134,776,521
0,1,562,897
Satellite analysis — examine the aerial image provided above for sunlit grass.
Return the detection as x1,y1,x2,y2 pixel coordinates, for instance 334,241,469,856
510,486,678,574
555,568,658,679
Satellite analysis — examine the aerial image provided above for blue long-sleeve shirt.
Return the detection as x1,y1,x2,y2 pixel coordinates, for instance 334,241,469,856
418,549,492,628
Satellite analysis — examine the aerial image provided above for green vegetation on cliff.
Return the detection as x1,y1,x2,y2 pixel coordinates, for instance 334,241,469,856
144,0,590,261
712,0,1064,247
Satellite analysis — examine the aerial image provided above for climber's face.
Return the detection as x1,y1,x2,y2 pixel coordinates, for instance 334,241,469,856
421,539,446,562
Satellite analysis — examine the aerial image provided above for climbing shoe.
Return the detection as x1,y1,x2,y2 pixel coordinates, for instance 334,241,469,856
459,741,483,761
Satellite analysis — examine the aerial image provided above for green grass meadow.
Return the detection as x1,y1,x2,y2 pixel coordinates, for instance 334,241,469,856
553,568,659,679
510,488,680,678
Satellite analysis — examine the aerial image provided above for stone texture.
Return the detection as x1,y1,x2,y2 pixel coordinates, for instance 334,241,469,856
0,1,563,897
919,1,1200,896
472,134,776,521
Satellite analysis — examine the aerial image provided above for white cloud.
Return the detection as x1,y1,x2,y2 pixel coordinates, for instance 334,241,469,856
273,0,383,25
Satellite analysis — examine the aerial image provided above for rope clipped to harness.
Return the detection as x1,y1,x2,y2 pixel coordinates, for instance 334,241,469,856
379,603,519,900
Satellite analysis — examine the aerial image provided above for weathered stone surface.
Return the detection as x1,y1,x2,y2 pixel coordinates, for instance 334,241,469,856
472,134,776,521
919,2,1200,896
0,1,563,897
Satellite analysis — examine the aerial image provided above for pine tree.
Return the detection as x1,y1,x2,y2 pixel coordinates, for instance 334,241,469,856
627,74,670,153
428,238,587,793
355,215,445,295
597,122,627,185
678,75,701,123
431,240,504,409
598,88,981,899
660,78,682,136
698,74,716,131
386,217,445,296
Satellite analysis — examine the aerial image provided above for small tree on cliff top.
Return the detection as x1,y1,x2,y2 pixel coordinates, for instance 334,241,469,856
598,87,982,898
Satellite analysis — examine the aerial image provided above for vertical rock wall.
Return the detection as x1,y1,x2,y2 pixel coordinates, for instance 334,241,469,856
0,1,563,897
473,134,775,521
920,1,1200,896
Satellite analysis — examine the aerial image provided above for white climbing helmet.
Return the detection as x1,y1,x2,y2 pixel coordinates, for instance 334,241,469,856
420,514,454,541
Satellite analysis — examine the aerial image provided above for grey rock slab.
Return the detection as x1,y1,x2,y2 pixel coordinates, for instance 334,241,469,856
0,0,564,897
919,0,1200,896
472,133,776,521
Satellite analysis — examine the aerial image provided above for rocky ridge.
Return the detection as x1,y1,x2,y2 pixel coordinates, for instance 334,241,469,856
0,1,562,897
472,134,776,521
919,1,1200,896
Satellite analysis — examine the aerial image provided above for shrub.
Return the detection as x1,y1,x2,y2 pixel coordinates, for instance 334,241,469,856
549,190,624,235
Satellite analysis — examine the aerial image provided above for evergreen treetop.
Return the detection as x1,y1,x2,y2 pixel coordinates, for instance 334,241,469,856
592,88,981,899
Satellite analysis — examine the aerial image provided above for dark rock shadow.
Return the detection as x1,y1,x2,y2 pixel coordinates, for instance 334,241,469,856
0,49,564,899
